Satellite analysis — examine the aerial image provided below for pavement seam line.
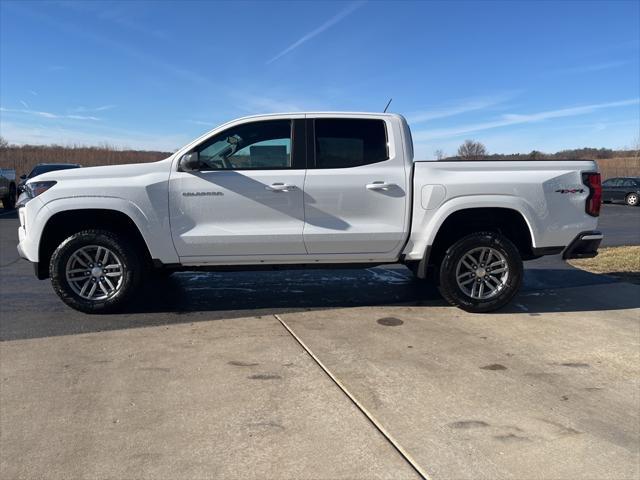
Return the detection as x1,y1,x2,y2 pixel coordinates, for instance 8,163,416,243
273,313,431,480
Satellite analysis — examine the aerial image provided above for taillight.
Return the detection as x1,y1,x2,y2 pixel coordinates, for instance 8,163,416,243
582,172,601,217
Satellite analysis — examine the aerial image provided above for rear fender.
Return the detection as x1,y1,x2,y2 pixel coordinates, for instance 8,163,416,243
403,195,539,261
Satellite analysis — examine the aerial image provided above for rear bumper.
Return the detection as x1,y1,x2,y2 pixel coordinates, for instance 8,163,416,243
562,230,603,260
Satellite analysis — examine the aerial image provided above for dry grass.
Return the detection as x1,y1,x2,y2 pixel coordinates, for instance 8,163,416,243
0,145,172,180
569,246,640,284
597,157,640,179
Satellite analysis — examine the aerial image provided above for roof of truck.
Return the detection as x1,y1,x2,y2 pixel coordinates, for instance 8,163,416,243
230,111,406,121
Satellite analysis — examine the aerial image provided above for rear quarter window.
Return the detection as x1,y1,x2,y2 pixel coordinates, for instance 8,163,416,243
314,118,388,168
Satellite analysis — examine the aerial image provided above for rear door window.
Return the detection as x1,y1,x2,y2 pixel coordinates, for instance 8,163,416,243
313,119,388,168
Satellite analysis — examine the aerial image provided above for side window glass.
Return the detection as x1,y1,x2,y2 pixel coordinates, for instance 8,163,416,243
602,180,613,187
314,119,388,168
198,120,291,170
622,179,635,187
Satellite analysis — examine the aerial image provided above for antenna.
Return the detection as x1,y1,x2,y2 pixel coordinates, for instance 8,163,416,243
383,98,393,113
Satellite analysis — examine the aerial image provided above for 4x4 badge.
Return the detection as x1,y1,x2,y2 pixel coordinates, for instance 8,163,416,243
555,188,585,194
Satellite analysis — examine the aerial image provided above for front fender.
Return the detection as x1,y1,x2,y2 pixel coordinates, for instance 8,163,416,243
30,196,179,264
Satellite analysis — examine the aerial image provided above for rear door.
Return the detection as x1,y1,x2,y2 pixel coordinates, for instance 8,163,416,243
302,116,409,259
621,179,638,200
611,178,626,202
168,117,307,260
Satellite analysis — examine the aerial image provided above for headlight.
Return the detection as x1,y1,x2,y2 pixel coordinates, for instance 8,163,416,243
26,181,57,198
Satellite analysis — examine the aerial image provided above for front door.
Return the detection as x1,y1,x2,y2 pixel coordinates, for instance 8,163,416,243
169,118,307,260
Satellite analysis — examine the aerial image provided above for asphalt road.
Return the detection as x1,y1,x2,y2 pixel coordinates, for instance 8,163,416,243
1,204,639,479
599,203,640,246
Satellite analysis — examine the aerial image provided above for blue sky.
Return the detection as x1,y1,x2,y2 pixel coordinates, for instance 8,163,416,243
0,0,638,158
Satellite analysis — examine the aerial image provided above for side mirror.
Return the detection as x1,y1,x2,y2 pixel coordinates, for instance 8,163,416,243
20,174,26,180
179,152,200,172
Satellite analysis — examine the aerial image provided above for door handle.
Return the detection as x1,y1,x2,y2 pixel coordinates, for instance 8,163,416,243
366,181,392,191
266,183,296,192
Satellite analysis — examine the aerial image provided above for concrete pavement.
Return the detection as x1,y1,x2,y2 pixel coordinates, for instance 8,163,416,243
278,283,640,479
0,315,419,479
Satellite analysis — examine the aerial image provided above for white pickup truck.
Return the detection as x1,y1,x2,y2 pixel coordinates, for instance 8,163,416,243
16,113,603,313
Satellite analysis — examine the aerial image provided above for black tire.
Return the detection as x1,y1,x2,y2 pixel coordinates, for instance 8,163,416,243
625,193,639,206
438,231,523,313
2,184,16,210
49,229,142,313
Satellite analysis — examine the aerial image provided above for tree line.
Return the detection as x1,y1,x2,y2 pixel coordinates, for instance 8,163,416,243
445,139,639,161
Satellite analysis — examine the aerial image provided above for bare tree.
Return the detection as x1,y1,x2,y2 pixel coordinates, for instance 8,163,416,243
0,137,8,150
434,149,446,160
457,140,487,160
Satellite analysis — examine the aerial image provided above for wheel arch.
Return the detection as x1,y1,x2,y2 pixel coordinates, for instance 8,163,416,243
37,208,153,279
412,204,537,279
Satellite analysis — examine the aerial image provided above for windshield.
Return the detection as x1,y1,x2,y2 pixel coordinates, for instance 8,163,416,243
28,164,79,178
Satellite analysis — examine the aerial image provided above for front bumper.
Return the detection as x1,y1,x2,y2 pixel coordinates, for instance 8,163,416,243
562,230,603,259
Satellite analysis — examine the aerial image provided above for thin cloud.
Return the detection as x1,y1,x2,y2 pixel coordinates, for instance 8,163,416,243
188,119,215,127
0,120,185,151
413,98,640,141
407,92,520,124
1,107,100,121
8,2,217,90
29,90,38,96
19,100,30,109
72,104,117,113
55,0,167,40
239,96,305,113
549,60,632,76
267,0,366,64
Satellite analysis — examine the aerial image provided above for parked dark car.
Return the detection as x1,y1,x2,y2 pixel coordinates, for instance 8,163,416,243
601,177,640,206
17,163,82,194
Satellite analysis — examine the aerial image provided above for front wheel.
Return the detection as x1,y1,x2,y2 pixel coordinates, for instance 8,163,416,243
625,193,639,206
438,232,523,313
49,230,142,313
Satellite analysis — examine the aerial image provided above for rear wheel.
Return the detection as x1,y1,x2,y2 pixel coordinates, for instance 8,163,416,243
50,230,142,313
625,193,639,206
438,232,523,313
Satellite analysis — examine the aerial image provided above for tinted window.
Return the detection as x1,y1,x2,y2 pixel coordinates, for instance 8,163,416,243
621,179,637,187
197,120,291,170
314,119,388,168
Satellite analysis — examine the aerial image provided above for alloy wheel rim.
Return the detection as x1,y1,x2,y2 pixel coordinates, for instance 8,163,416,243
455,246,509,300
629,194,638,205
65,245,124,301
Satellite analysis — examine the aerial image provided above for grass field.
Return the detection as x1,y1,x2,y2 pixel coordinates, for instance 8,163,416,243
569,246,640,284
597,157,640,179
